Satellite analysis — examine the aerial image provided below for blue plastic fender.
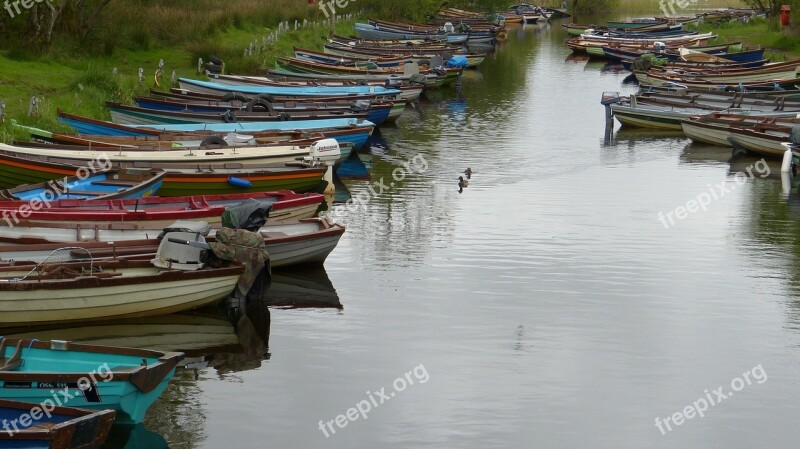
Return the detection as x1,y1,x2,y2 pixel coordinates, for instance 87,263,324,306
227,176,252,188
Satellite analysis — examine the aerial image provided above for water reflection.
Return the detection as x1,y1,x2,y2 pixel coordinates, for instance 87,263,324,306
0,310,239,356
262,266,342,310
100,425,170,449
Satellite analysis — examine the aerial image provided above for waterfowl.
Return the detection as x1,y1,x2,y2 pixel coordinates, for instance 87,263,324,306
464,168,472,179
458,176,469,193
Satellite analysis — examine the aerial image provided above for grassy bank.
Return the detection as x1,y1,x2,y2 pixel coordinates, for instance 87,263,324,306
694,18,800,60
541,0,744,13
0,16,358,143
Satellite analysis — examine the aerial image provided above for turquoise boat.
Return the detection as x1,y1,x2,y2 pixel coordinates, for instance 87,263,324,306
178,78,402,97
0,339,183,425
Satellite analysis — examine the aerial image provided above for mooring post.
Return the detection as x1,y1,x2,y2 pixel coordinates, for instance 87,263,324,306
138,67,145,84
27,96,38,118
197,58,204,74
0,100,5,123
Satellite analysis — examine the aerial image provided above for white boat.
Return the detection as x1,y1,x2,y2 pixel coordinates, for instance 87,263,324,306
0,218,345,268
0,140,341,166
0,258,243,326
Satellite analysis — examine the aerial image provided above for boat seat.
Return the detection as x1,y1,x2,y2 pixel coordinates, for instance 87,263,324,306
91,180,140,187
260,231,289,238
151,231,208,271
0,341,24,371
62,190,102,196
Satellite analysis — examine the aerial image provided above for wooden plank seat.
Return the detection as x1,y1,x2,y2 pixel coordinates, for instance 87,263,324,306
90,180,140,187
0,340,24,371
60,190,103,196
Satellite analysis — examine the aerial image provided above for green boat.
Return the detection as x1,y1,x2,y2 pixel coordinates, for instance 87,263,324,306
0,146,330,196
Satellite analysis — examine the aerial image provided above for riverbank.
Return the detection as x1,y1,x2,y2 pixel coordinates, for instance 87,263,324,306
0,17,358,143
695,18,800,60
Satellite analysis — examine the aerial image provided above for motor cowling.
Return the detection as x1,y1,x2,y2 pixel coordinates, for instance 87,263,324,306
308,138,341,164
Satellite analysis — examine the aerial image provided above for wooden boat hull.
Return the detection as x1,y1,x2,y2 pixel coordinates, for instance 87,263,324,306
107,103,384,127
275,57,459,90
58,110,374,149
0,261,244,327
610,104,685,130
611,102,800,130
0,218,345,268
680,119,736,146
355,23,470,44
0,168,165,202
634,71,800,90
0,399,115,449
0,149,329,196
178,77,402,98
727,131,786,157
0,340,183,424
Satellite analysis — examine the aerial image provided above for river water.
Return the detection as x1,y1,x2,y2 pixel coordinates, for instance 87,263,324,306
90,12,800,449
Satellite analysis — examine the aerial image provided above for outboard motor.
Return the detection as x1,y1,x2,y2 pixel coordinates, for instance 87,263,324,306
443,22,454,33
351,99,371,113
385,76,403,89
654,41,666,52
153,221,213,271
306,138,341,165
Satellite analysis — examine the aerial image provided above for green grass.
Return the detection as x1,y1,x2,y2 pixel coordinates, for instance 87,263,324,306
0,18,356,143
693,18,800,59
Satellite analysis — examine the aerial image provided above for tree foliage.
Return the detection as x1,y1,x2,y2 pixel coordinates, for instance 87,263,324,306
570,0,620,14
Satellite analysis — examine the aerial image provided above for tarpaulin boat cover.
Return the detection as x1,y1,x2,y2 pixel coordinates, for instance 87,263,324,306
791,125,800,145
447,55,469,68
209,227,270,297
221,199,273,231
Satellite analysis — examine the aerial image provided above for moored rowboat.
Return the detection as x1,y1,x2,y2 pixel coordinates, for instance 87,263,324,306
0,217,345,268
0,398,115,449
0,339,184,424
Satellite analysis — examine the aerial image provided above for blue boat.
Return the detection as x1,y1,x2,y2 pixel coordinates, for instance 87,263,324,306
178,78,401,98
132,97,394,126
355,23,469,44
0,168,165,201
0,399,115,449
716,48,766,63
58,111,376,149
0,339,184,425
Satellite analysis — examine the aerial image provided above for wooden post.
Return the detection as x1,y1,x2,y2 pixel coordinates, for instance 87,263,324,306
0,100,5,123
197,58,204,74
27,96,38,118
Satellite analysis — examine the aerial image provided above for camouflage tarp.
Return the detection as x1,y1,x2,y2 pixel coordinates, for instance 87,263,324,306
221,199,273,231
209,227,270,296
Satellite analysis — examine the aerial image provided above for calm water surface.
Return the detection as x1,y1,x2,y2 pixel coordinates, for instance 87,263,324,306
101,14,800,449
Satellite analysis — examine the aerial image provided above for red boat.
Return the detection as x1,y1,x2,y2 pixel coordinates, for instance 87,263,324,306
0,190,323,224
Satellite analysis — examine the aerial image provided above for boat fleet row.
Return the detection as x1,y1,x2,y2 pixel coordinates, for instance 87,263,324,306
0,6,519,448
574,9,800,164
